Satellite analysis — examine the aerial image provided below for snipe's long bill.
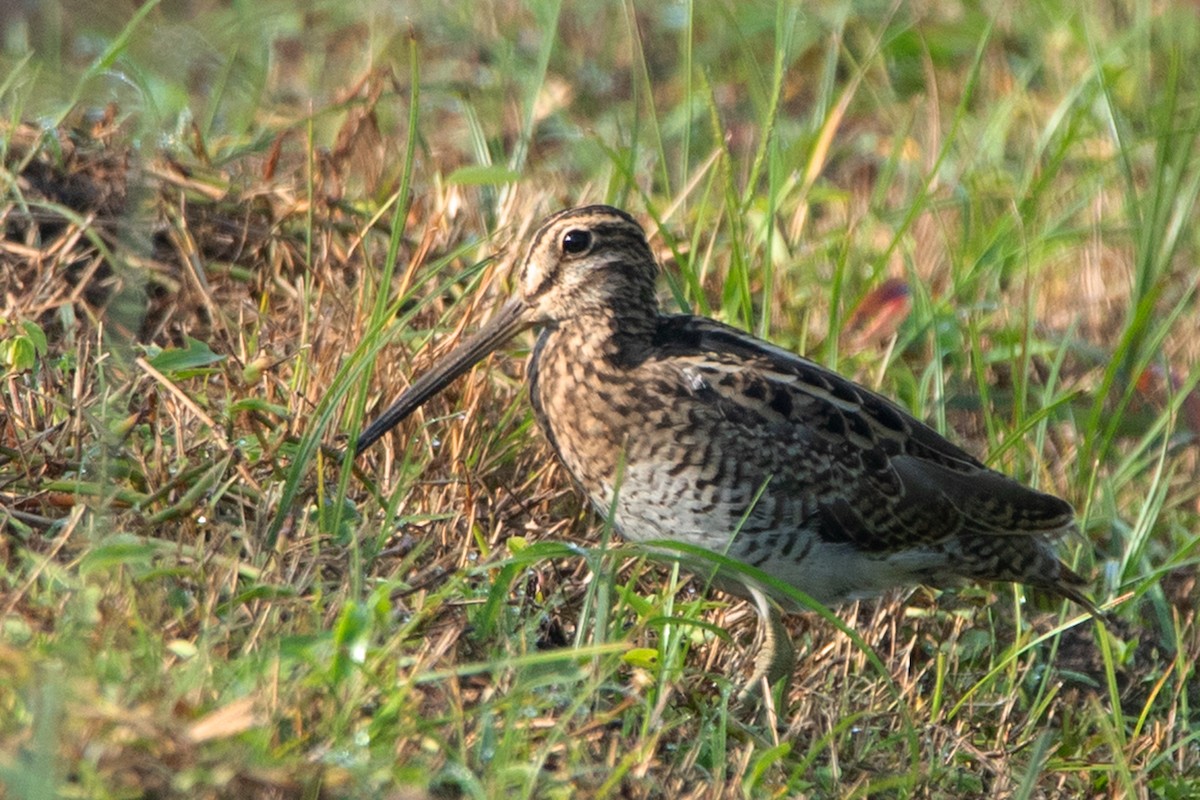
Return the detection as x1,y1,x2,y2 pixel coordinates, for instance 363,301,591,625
354,204,1099,693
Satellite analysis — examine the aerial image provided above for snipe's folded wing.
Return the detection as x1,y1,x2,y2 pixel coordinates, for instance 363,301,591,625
650,315,1075,553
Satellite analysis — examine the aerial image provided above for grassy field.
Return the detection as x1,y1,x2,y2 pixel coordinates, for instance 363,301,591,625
2,1,1199,797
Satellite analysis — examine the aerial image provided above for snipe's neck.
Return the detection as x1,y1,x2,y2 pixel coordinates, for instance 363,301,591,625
552,305,660,369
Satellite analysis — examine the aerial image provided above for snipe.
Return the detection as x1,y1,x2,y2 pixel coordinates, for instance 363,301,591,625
354,205,1099,695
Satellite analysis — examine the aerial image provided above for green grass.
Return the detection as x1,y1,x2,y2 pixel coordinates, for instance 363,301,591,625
2,1,1199,797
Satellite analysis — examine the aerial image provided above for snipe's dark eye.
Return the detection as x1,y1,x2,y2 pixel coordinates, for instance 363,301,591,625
561,229,592,255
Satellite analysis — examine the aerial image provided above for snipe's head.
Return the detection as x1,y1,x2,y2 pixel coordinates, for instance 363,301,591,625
353,205,659,453
514,204,659,324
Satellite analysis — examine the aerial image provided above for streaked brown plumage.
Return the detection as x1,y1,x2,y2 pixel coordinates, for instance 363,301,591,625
354,204,1098,693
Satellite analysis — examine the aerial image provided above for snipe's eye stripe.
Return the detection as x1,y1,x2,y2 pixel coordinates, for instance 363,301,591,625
527,269,560,301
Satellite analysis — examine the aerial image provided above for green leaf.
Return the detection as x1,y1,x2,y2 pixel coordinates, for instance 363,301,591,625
147,337,226,375
229,397,290,416
78,535,158,576
20,320,48,355
445,164,521,186
3,337,36,371
621,648,660,669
